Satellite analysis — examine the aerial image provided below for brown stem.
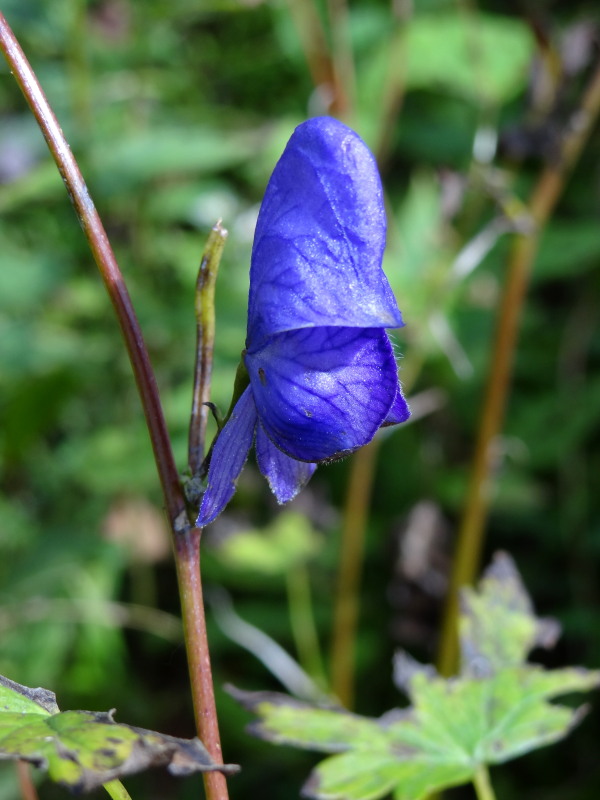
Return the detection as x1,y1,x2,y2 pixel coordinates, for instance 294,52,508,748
330,346,422,708
174,529,229,800
16,762,39,800
284,0,346,116
436,60,600,677
330,439,379,707
0,15,229,800
326,0,355,118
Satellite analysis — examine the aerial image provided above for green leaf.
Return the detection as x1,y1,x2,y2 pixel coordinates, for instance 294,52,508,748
458,551,561,672
404,13,533,105
230,553,600,800
228,687,388,752
0,675,238,793
211,511,322,577
90,125,261,191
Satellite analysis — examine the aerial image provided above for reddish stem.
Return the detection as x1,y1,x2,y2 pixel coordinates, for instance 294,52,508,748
16,762,39,800
0,14,228,800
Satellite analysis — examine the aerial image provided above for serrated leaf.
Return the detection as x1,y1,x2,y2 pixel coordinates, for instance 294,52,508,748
459,551,561,673
231,553,600,800
0,675,238,793
308,750,472,800
228,687,387,752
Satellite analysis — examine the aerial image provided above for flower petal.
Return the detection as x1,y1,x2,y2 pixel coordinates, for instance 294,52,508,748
247,117,402,349
196,387,257,526
383,386,410,425
246,327,398,462
255,422,317,503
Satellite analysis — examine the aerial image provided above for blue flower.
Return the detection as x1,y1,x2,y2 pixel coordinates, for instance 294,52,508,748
197,116,409,526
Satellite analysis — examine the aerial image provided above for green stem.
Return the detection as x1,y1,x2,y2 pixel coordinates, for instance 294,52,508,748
436,57,600,677
0,16,229,800
373,10,408,167
103,780,133,800
286,565,327,689
472,766,497,800
189,222,227,474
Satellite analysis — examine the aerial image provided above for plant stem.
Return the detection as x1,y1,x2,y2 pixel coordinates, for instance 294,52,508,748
0,15,229,800
286,565,327,690
103,780,133,800
189,222,227,474
472,766,497,800
326,0,355,118
330,438,379,707
284,0,346,116
436,58,600,677
16,762,39,800
329,351,422,708
174,529,230,800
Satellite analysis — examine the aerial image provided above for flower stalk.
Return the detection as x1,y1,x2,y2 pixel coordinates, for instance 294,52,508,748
0,14,228,800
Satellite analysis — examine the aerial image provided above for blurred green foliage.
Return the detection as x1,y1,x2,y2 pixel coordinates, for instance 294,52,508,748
1,1,600,798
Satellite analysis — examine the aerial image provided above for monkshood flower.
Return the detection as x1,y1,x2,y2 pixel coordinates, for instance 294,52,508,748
197,116,409,526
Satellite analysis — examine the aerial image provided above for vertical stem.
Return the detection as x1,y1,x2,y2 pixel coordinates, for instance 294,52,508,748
436,59,600,677
0,16,229,800
189,222,227,474
330,438,379,707
329,351,420,708
472,766,497,800
284,0,345,116
326,0,355,118
286,565,327,689
373,12,408,166
175,529,229,800
16,762,39,800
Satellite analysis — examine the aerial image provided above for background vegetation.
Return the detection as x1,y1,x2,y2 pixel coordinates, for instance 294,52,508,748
1,0,599,798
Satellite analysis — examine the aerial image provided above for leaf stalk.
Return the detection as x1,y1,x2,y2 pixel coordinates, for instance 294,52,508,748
472,766,497,800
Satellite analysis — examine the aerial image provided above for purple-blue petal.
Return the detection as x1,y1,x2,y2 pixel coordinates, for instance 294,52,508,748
246,327,398,462
255,423,317,503
247,117,402,349
196,387,257,526
383,386,410,426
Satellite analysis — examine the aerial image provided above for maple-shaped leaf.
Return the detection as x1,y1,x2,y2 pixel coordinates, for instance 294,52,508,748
229,552,600,800
0,675,238,794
